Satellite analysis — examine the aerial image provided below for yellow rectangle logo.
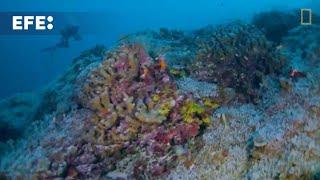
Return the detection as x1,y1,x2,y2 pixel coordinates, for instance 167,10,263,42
301,9,312,25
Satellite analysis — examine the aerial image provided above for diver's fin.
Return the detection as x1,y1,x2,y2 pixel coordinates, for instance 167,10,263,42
56,39,69,48
73,34,82,41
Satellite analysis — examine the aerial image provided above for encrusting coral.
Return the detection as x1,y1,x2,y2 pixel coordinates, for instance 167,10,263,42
75,44,215,178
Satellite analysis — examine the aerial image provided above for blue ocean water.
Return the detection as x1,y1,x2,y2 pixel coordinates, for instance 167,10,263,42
0,0,318,99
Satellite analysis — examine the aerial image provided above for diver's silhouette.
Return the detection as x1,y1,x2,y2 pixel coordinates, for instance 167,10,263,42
41,25,82,52
57,25,82,48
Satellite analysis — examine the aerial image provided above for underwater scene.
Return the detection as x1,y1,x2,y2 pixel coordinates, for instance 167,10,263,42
0,0,320,179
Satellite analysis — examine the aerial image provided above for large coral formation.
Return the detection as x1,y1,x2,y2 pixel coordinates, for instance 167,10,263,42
2,44,211,179
74,44,215,178
123,22,285,102
189,22,284,102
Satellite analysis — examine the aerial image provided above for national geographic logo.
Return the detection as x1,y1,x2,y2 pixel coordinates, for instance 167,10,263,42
300,8,312,25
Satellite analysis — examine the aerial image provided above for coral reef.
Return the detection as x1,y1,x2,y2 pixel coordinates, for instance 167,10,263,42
189,22,284,102
252,10,299,43
252,10,320,44
0,93,39,143
282,26,320,68
1,20,319,180
0,45,106,143
76,44,215,178
120,29,195,70
122,22,285,102
0,44,215,179
176,77,219,98
168,25,320,180
0,44,106,172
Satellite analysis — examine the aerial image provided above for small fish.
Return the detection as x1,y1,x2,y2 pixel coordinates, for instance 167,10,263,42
289,69,306,79
158,56,167,71
276,45,283,50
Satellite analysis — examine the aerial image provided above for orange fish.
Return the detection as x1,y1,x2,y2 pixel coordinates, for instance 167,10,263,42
158,56,167,71
99,109,109,116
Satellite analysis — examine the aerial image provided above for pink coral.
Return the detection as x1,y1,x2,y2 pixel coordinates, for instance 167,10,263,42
73,44,215,178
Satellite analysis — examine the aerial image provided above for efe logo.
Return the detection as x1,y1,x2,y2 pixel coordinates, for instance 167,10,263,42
12,16,53,30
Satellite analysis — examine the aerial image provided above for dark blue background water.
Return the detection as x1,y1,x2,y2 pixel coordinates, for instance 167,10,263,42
0,0,318,99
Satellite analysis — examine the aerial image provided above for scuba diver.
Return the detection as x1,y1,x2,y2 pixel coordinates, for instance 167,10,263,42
40,25,82,77
41,25,82,52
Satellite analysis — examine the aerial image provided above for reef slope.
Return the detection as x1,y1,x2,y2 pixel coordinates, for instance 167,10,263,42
0,22,319,179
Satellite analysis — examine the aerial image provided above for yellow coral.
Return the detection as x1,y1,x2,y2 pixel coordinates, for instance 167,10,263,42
203,98,220,109
181,100,205,123
158,99,175,116
181,101,205,115
183,115,199,124
202,116,212,125
180,100,215,125
90,97,104,111
152,94,160,102
169,68,187,77
158,105,171,116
